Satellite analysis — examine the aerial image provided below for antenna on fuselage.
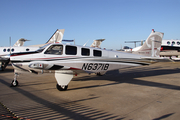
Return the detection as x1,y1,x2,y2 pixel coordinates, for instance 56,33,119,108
83,40,89,46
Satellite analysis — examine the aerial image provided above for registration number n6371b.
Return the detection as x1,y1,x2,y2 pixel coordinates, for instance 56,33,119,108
82,63,109,70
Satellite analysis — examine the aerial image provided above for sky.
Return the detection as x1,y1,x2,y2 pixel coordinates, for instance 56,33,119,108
0,0,180,49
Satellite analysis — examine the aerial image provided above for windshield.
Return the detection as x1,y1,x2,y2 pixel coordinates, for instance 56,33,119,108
36,44,51,53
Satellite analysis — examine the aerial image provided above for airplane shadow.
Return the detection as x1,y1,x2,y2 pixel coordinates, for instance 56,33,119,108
153,113,174,120
0,68,14,73
0,79,124,120
70,67,180,91
0,64,179,119
0,64,14,73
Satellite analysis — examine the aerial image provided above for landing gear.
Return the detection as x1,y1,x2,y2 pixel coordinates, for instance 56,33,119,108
56,84,68,91
11,80,19,87
0,59,10,71
96,71,107,76
10,73,19,87
96,72,102,76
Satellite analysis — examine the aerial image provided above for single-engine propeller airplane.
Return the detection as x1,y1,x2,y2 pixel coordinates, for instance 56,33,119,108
10,29,165,91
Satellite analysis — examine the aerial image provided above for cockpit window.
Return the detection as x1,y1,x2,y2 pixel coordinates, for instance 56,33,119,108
44,45,63,55
36,44,51,53
65,45,77,55
11,48,14,52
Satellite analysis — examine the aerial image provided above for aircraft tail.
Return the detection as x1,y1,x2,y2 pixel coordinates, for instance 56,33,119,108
90,39,105,48
133,29,164,57
46,29,65,44
13,38,30,47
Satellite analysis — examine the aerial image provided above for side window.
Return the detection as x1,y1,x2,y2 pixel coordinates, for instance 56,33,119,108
11,48,14,52
81,48,90,56
177,41,180,45
65,45,77,55
172,41,175,45
167,41,170,45
7,49,10,52
44,45,63,55
26,48,30,51
3,49,6,52
93,50,102,57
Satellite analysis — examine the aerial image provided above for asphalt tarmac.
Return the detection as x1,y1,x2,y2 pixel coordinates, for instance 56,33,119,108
0,62,180,120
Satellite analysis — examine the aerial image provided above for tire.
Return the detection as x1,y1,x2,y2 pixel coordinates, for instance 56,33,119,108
10,80,19,87
96,72,103,76
56,84,68,91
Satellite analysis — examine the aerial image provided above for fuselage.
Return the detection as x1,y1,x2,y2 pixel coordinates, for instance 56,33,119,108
161,39,180,51
10,43,152,74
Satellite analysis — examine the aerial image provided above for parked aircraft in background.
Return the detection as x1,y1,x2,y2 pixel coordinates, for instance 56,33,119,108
10,29,165,91
123,38,180,59
0,38,39,70
90,39,105,48
160,39,180,59
120,29,163,57
161,39,180,51
13,38,30,47
0,29,65,71
29,29,65,47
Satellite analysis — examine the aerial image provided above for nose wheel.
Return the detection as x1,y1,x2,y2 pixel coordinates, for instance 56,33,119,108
11,80,19,87
10,73,19,87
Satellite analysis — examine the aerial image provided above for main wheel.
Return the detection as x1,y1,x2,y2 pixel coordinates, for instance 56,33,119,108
56,84,68,91
10,80,19,87
96,72,103,76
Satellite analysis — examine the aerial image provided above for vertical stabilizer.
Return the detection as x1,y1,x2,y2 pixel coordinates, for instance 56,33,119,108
46,29,65,44
13,38,30,47
133,29,164,57
90,39,105,48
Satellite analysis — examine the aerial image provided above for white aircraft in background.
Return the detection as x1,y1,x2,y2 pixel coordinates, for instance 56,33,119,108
0,38,39,70
30,29,65,47
160,39,180,59
0,29,65,71
90,39,105,48
122,29,162,57
123,33,180,60
10,29,166,91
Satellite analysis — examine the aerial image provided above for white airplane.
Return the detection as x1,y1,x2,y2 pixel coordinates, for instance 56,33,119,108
90,39,105,48
13,38,30,47
10,30,165,91
0,29,65,71
124,37,180,59
123,29,162,57
29,29,65,47
0,38,39,70
160,39,180,59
